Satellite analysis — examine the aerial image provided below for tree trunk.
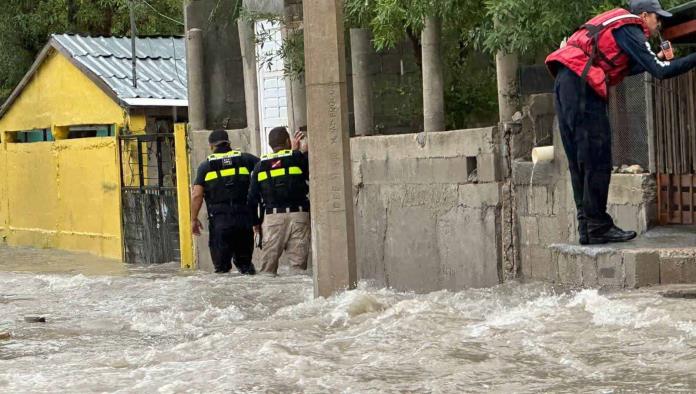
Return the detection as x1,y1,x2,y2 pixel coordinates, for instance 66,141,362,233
421,16,445,132
67,0,78,33
495,51,520,123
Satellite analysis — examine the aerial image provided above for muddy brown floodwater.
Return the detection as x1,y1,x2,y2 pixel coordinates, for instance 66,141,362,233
2,245,696,393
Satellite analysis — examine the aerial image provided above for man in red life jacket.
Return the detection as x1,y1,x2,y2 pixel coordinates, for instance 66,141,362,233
546,0,696,245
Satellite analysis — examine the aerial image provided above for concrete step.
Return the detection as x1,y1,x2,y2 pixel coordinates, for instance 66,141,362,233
540,226,696,289
660,256,696,285
547,245,660,289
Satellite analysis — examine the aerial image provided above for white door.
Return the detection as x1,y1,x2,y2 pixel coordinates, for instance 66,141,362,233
256,20,288,155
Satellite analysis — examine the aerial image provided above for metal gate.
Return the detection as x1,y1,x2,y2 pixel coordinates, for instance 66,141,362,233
119,133,181,264
654,70,696,225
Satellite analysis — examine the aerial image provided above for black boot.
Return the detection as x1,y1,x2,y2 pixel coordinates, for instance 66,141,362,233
578,220,589,245
587,226,637,245
239,264,256,276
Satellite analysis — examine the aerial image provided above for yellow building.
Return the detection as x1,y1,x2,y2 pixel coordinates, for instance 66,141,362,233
0,34,188,262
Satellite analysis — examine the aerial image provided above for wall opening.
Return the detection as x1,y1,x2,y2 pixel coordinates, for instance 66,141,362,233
68,125,115,139
13,129,53,143
466,156,478,177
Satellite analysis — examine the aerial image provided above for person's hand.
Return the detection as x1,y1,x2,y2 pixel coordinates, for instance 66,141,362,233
657,50,665,60
291,131,306,151
253,224,262,236
192,218,202,236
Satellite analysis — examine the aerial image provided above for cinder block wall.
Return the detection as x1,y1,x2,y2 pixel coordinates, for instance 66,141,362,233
350,127,504,292
514,123,657,281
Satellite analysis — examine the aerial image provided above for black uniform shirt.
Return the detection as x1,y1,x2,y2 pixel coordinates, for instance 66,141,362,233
247,150,309,225
194,146,260,227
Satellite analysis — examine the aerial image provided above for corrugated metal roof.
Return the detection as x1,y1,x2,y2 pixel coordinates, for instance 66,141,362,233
52,34,188,105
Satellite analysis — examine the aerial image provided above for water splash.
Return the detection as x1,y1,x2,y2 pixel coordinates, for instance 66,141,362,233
1,248,696,392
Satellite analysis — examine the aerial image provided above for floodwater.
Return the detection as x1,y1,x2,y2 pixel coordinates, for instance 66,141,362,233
2,247,696,393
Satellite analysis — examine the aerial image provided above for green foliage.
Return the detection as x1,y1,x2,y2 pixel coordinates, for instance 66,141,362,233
481,0,692,54
345,0,498,129
0,0,183,101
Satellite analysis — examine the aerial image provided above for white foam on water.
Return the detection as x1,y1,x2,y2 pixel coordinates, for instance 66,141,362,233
2,261,696,392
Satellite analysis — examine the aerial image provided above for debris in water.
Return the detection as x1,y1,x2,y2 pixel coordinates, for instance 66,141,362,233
0,332,11,340
24,316,46,323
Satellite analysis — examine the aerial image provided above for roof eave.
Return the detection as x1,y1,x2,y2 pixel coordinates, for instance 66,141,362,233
122,98,188,107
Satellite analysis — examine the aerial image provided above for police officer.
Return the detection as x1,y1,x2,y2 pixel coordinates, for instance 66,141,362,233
191,130,259,274
248,126,310,276
546,0,696,245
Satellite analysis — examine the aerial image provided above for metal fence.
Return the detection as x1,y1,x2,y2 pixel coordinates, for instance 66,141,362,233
119,133,181,264
608,73,651,169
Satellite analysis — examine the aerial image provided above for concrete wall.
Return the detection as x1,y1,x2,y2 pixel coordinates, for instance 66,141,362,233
351,127,503,292
0,137,122,259
185,0,247,130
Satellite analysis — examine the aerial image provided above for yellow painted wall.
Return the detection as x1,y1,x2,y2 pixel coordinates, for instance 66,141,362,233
3,138,122,258
0,133,8,242
0,50,126,133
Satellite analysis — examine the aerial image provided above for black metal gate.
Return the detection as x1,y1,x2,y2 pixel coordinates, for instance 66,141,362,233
119,133,180,264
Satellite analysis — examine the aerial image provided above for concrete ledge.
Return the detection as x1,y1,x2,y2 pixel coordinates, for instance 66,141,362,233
543,245,661,289
608,174,656,206
660,257,696,284
350,127,498,160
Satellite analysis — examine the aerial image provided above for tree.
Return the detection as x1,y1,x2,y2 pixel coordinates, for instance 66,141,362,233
0,0,183,101
480,0,689,55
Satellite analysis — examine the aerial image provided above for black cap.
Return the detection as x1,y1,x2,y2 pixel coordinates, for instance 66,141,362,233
208,129,229,145
630,0,673,18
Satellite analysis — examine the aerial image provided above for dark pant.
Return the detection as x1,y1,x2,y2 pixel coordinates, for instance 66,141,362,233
554,67,614,236
208,215,255,274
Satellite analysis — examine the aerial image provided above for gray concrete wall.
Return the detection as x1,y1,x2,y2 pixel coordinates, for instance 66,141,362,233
185,0,247,130
351,127,503,292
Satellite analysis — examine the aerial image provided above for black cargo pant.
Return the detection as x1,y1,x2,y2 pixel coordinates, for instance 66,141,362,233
208,214,255,274
554,66,615,236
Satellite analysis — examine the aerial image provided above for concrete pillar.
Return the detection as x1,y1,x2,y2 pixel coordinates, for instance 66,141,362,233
303,0,357,298
496,51,520,123
284,0,307,132
239,20,262,155
186,28,206,132
350,28,375,136
421,17,445,133
185,0,247,130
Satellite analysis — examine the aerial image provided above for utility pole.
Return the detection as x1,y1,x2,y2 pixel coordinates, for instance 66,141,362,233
129,0,138,89
303,0,357,298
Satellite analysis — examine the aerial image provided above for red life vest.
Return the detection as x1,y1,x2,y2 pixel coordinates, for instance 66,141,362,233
545,8,650,100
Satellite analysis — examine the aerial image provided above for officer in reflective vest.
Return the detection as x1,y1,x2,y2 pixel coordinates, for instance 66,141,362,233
248,126,310,276
545,0,696,245
191,130,260,274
